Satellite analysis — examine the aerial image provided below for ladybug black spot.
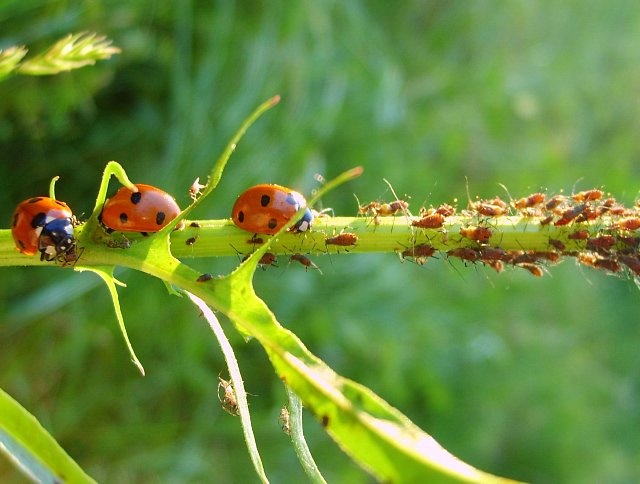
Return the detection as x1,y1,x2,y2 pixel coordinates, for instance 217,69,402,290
130,192,142,204
11,212,18,227
27,197,43,204
268,218,278,230
54,200,66,208
17,240,25,250
30,212,47,229
156,211,166,225
260,194,271,207
119,213,128,224
237,211,245,223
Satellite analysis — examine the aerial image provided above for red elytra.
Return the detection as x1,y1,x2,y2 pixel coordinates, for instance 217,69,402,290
11,196,77,262
231,184,313,235
101,184,181,233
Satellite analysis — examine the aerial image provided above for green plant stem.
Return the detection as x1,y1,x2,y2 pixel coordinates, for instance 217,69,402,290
0,214,634,266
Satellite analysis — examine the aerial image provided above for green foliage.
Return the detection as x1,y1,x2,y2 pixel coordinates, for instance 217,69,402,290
2,2,640,483
0,33,120,80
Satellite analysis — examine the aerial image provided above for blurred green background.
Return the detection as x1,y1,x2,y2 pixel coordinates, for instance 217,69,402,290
2,1,640,482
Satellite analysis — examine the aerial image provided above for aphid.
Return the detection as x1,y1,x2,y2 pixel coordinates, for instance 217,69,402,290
484,259,505,273
217,376,240,416
196,273,213,282
242,251,278,268
185,236,198,246
248,236,265,245
545,195,566,211
401,244,436,265
539,215,554,226
434,203,456,217
358,199,409,224
616,218,640,231
554,204,587,226
412,212,445,229
578,253,620,273
514,192,546,209
189,177,207,200
548,238,566,251
290,253,322,273
618,254,640,276
568,230,590,240
478,247,507,261
189,221,201,228
517,262,544,277
572,189,603,202
447,247,480,263
460,226,492,244
472,197,508,217
278,406,291,436
586,235,616,252
325,232,359,247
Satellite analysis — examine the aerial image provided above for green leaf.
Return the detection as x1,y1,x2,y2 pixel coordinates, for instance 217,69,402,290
0,388,95,483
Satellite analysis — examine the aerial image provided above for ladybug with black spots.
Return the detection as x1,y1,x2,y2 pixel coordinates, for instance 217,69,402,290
231,184,313,235
11,196,77,262
100,184,182,235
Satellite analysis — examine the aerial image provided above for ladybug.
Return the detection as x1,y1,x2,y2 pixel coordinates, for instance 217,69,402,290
100,184,181,235
231,184,313,235
11,197,77,262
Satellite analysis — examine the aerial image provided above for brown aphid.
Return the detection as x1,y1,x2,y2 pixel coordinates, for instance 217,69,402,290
248,236,265,245
278,406,291,436
401,244,436,261
447,247,480,262
540,215,554,226
568,230,590,240
572,189,603,202
554,204,587,226
618,254,640,276
290,253,322,273
517,262,544,277
217,376,240,416
484,259,505,273
578,253,621,273
325,232,358,247
514,192,546,209
189,221,201,228
435,203,456,217
545,195,566,211
511,251,559,264
478,247,507,261
412,213,445,229
460,226,492,244
185,236,198,246
197,273,213,282
616,217,640,231
384,200,410,214
573,205,597,223
548,238,566,251
586,235,616,251
243,251,278,268
618,235,640,248
472,197,508,217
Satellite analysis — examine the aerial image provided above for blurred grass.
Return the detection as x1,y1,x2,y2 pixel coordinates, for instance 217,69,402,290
2,1,640,482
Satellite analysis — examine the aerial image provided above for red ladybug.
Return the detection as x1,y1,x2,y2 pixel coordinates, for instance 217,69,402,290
100,184,181,234
231,184,313,235
11,197,77,262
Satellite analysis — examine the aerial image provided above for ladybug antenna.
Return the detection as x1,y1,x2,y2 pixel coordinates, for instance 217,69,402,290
49,176,60,200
